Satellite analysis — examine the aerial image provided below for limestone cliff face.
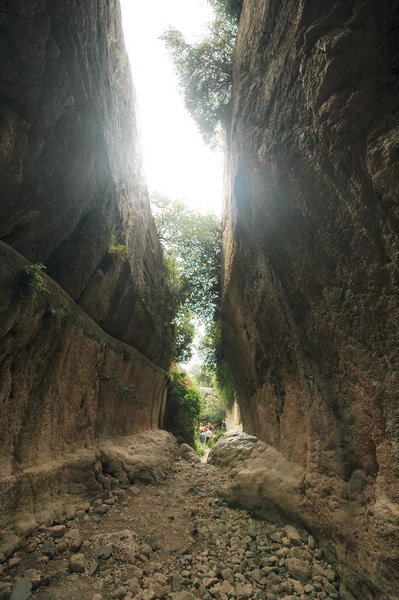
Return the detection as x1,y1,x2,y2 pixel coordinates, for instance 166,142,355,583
223,0,399,597
0,0,174,366
0,0,175,540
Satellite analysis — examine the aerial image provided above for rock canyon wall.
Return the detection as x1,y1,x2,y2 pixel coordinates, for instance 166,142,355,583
222,0,399,598
0,0,174,365
0,0,175,543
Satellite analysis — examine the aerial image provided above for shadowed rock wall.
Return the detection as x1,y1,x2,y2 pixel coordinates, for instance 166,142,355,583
223,0,399,597
0,0,174,366
0,0,175,543
0,243,168,478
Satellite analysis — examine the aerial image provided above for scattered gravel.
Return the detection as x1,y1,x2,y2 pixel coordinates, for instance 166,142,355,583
0,449,342,600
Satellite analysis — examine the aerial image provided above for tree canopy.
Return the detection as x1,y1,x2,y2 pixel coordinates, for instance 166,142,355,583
161,10,237,146
151,193,222,363
209,0,243,22
199,389,226,425
165,368,202,447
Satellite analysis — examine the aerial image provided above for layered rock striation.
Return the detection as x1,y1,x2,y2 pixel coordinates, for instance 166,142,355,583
0,0,175,542
223,0,399,597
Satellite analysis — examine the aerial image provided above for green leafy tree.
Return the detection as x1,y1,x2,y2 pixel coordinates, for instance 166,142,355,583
189,363,215,388
199,321,237,407
161,12,237,146
175,307,196,364
152,193,221,364
199,391,226,425
209,0,243,22
165,369,202,447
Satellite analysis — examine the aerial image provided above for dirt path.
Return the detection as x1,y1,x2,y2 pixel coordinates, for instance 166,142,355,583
1,451,341,600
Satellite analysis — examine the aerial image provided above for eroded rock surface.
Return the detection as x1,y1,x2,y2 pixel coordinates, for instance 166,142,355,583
0,427,177,562
0,0,175,543
0,0,174,364
223,1,399,597
0,242,174,535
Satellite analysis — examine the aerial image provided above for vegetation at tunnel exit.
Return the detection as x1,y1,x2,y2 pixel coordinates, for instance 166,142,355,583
151,193,221,364
152,192,237,417
198,320,237,407
161,0,242,146
164,368,202,447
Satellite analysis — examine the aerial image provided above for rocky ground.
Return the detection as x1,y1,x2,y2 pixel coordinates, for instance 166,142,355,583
0,443,343,600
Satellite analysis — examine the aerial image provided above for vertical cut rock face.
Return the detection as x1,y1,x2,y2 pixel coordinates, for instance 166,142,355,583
223,0,399,597
0,0,175,534
0,0,174,366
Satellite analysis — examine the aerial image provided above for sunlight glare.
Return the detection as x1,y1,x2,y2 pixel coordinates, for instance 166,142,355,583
120,0,223,215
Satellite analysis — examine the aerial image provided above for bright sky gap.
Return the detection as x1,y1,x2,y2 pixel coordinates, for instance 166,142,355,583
120,0,224,216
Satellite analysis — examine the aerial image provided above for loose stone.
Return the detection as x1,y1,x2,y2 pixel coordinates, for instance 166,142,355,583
97,545,113,560
10,580,32,600
24,571,43,590
8,557,21,568
48,525,66,538
111,586,127,599
70,537,83,552
89,560,100,575
283,527,302,546
41,542,56,559
170,593,198,600
68,554,86,573
285,558,311,582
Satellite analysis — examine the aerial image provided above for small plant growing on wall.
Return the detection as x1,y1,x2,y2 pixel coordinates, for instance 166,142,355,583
52,308,74,323
22,263,49,298
108,234,128,257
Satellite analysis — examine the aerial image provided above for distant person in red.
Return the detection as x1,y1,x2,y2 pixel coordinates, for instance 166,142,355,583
200,425,207,444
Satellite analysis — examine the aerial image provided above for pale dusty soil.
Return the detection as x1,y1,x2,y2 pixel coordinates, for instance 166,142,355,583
0,452,341,600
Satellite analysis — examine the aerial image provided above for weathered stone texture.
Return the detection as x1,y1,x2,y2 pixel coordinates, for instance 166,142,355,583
0,242,175,537
223,0,399,597
0,242,168,477
0,0,175,542
0,0,174,365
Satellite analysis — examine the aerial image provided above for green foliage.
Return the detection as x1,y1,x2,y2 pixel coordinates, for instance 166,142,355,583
174,307,196,364
194,440,206,457
189,363,215,388
165,369,202,447
151,193,221,327
22,263,49,298
161,11,237,146
199,390,226,425
209,0,243,21
199,321,237,407
109,234,128,256
109,244,128,256
164,253,182,294
152,193,221,365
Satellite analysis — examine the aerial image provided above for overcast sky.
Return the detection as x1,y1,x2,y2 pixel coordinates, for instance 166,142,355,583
120,0,223,215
